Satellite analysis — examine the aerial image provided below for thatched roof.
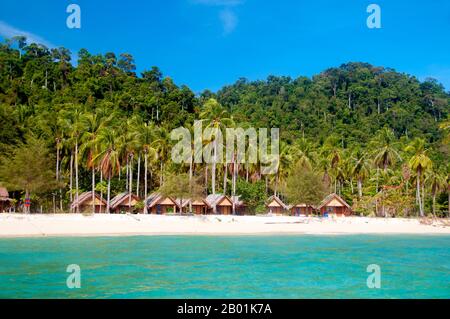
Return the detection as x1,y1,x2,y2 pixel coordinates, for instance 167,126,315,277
266,195,288,210
145,193,177,208
288,203,314,209
205,194,233,207
174,198,210,209
70,191,107,209
317,193,350,210
110,192,140,209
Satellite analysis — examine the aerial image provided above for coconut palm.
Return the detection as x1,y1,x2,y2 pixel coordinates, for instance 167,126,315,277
199,98,234,196
405,138,433,217
425,168,446,217
59,104,86,212
80,113,109,214
351,149,371,198
93,127,123,213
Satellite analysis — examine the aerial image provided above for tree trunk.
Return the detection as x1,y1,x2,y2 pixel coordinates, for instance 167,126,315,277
432,193,436,217
160,162,163,186
144,153,148,199
232,156,237,215
205,164,209,190
136,154,141,198
129,154,133,212
69,153,73,210
223,163,228,195
189,157,193,213
92,167,95,214
212,139,217,195
75,141,79,213
417,169,423,217
100,169,104,213
125,157,129,190
107,175,111,214
357,178,362,198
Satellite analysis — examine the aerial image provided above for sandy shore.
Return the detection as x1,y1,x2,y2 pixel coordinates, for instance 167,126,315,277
0,213,449,237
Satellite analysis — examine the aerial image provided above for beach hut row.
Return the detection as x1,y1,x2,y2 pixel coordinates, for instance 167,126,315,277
266,194,352,216
70,191,351,216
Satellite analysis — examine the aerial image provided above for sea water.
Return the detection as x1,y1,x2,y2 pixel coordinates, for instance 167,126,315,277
0,235,449,298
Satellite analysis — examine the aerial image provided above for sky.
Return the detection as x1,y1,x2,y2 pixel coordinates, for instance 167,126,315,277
0,0,449,92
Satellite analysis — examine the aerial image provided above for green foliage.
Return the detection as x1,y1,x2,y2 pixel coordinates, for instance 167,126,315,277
282,164,327,206
235,178,266,213
0,135,60,195
0,39,448,216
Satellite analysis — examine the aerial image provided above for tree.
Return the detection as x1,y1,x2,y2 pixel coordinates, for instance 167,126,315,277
283,163,327,207
158,173,203,213
0,135,59,212
425,168,446,217
94,127,123,213
351,149,370,198
405,138,433,217
200,98,234,198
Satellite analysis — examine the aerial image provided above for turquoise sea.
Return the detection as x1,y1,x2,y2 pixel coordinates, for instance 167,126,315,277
0,235,449,298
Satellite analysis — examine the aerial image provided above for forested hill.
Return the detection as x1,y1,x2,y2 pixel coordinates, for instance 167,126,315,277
215,63,449,145
0,39,449,216
0,40,448,148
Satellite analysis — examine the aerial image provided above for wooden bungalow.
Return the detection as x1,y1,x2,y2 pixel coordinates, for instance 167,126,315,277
145,193,177,214
266,195,288,215
110,192,141,213
70,191,107,213
175,198,210,214
205,194,233,215
317,193,352,216
289,203,314,216
0,187,12,212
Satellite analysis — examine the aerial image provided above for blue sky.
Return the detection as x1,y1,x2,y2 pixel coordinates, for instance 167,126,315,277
1,0,449,92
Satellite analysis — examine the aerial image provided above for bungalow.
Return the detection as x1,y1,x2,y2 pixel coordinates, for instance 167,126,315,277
70,191,107,213
110,192,141,213
175,198,210,214
266,195,288,215
145,193,177,214
289,203,314,216
0,187,12,212
317,193,352,216
205,194,233,215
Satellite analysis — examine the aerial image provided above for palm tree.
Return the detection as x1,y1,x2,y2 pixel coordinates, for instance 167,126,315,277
200,98,234,196
153,126,172,187
371,127,401,216
405,138,433,217
351,149,371,198
59,105,86,213
80,113,108,214
94,127,122,213
425,168,446,217
122,116,140,211
138,122,157,202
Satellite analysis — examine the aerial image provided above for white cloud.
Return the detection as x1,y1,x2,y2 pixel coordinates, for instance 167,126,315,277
191,0,243,35
0,20,55,48
219,9,238,35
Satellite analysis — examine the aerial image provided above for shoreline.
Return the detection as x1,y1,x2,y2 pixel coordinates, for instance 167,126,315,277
0,213,449,238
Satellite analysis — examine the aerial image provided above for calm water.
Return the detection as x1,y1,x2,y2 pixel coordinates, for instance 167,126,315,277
0,235,449,298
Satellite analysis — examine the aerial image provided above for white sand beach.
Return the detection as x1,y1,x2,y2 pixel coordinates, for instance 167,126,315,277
0,213,449,237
